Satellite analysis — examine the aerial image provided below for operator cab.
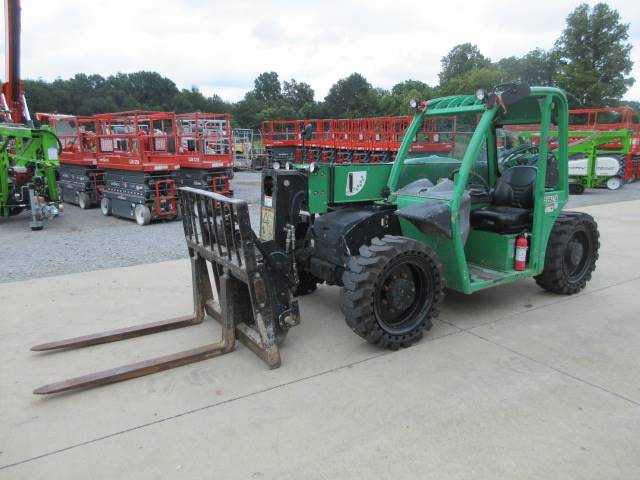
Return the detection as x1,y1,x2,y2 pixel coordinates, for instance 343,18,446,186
390,84,568,292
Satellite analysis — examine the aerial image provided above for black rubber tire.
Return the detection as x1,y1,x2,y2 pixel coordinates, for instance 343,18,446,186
341,235,444,350
293,270,322,296
535,212,599,294
569,183,585,195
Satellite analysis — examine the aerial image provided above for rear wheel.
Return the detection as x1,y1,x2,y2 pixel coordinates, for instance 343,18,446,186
569,183,585,195
606,176,623,190
535,212,599,294
341,235,444,350
100,197,112,216
135,204,152,226
78,192,90,209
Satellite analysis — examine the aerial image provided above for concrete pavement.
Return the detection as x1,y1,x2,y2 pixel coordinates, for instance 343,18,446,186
1,200,639,479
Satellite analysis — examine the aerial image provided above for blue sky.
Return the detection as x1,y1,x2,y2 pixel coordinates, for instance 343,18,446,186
3,0,639,102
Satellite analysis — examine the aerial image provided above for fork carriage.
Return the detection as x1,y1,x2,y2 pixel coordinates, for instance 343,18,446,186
32,187,299,395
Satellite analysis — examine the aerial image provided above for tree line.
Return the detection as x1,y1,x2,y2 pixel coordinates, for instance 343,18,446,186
24,3,636,129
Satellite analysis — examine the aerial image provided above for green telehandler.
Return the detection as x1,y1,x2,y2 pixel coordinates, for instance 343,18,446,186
33,83,600,394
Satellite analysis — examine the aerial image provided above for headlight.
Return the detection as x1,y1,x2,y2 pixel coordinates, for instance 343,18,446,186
285,162,292,170
475,89,485,101
272,161,280,170
409,98,418,109
309,162,318,173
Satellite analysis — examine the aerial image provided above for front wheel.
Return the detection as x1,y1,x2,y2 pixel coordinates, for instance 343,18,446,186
134,204,152,226
341,235,444,350
100,197,112,216
78,192,91,209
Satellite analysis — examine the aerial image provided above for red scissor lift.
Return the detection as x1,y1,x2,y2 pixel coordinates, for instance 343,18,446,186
36,113,103,209
174,112,233,195
95,111,179,225
261,119,307,166
262,115,455,166
569,107,640,182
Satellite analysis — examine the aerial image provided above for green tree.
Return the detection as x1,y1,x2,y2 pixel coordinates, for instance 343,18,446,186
323,73,380,118
391,79,432,98
253,71,282,103
497,48,559,86
438,66,504,96
554,3,634,106
439,43,491,85
231,91,265,129
23,79,57,114
282,79,315,110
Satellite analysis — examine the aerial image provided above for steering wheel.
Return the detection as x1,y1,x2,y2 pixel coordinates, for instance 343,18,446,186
501,144,539,169
448,168,490,196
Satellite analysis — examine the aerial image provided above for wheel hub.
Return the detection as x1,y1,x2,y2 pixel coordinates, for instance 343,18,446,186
387,277,416,311
568,240,584,267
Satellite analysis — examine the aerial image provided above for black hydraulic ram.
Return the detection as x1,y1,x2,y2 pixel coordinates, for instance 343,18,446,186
31,187,299,395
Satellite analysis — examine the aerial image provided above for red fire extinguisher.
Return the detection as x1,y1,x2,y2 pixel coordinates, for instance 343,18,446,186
514,234,529,271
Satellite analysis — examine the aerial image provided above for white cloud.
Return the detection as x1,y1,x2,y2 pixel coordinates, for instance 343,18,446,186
1,0,639,102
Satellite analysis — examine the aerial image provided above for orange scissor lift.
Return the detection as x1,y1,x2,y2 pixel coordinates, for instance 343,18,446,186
94,110,179,225
174,112,233,195
261,115,455,167
36,113,103,209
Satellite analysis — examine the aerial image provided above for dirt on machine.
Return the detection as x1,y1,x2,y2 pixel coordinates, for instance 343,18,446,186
33,83,601,394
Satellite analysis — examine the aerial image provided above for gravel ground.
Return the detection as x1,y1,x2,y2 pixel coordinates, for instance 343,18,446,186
1,171,639,284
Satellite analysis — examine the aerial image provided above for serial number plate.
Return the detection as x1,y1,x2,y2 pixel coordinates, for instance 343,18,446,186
260,207,274,241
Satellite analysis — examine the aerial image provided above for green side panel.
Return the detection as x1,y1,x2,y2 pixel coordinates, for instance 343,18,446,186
397,216,466,292
464,230,517,271
331,164,392,204
530,189,564,273
308,165,330,214
395,193,467,291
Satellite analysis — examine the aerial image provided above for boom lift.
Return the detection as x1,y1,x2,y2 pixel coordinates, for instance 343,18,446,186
503,127,632,193
1,0,62,230
566,130,631,193
33,84,600,394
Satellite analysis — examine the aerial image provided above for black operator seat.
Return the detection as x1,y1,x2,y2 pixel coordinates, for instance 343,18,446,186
470,165,537,233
